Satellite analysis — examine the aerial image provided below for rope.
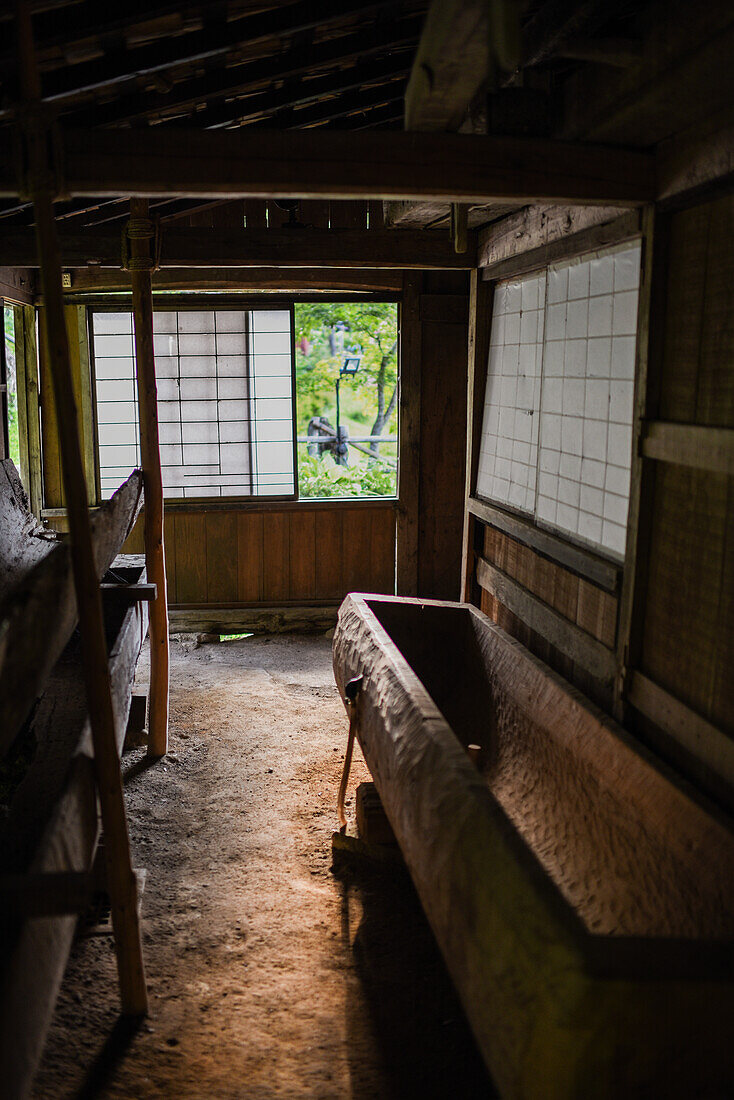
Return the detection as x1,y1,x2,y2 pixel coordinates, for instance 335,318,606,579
122,215,161,272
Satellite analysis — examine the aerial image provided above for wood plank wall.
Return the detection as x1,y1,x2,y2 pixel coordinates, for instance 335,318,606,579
120,503,396,608
629,194,734,805
464,194,733,807
30,214,467,618
38,304,95,506
473,522,619,709
417,272,469,599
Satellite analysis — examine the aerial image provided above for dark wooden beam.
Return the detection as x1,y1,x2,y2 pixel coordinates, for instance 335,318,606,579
0,226,475,269
478,205,641,278
405,0,494,132
0,127,655,204
17,0,393,105
518,0,606,70
58,14,423,131
64,267,405,293
0,265,34,303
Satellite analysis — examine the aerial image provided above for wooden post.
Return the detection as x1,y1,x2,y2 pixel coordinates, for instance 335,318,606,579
460,271,494,601
128,197,169,758
15,0,148,1016
396,272,422,596
614,205,662,723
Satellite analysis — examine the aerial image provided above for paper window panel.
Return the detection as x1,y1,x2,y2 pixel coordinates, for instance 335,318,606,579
475,272,545,515
537,242,640,559
93,309,295,499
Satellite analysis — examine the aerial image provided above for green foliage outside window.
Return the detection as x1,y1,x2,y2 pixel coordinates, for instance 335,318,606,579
294,301,398,498
3,306,20,469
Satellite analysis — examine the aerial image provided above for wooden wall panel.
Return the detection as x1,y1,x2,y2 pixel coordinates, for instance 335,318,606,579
641,465,731,732
314,509,343,600
174,513,207,603
658,195,734,428
237,512,264,602
342,508,375,593
262,512,289,602
205,511,238,604
371,505,397,594
37,305,95,509
417,298,468,599
629,194,734,805
163,512,177,605
288,510,316,600
130,503,397,610
475,522,619,709
696,195,734,428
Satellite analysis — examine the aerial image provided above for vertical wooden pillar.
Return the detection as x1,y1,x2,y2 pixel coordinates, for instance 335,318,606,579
460,270,494,601
15,1,147,1015
128,197,169,758
614,205,665,722
14,303,43,515
396,272,422,595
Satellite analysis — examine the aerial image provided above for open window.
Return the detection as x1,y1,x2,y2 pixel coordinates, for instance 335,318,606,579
294,301,398,499
88,298,399,504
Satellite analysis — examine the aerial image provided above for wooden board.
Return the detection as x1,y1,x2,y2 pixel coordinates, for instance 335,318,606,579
404,0,490,132
156,502,396,609
0,466,143,756
418,313,468,598
0,565,148,1100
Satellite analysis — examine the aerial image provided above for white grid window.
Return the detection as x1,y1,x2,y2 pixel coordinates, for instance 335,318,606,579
476,242,641,560
476,272,545,514
92,308,294,500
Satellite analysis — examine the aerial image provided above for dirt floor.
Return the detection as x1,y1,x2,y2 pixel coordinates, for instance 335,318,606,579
32,632,496,1100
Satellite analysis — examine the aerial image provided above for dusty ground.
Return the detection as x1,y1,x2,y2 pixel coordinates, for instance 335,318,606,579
32,633,495,1100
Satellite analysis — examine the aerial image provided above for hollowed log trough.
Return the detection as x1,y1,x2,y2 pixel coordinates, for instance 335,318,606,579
333,594,734,1099
0,462,147,1099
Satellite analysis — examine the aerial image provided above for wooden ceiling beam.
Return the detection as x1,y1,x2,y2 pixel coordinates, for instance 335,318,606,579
0,126,655,203
404,0,494,132
0,1,207,58
63,267,406,294
18,0,394,105
181,55,411,131
57,13,423,130
477,202,640,268
0,226,476,270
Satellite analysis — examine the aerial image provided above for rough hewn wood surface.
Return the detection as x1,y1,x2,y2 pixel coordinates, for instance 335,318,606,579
333,593,734,1099
0,466,143,757
0,560,148,1100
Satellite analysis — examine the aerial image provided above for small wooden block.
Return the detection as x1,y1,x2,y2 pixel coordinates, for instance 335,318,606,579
356,782,397,847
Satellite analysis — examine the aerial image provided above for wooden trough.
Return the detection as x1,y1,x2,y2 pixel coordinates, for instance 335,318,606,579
0,462,148,1099
333,594,734,1100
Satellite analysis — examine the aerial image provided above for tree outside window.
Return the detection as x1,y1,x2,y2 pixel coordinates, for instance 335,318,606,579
294,302,399,499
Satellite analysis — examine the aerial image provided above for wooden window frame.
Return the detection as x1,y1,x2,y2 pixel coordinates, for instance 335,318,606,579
82,293,402,510
468,234,646,590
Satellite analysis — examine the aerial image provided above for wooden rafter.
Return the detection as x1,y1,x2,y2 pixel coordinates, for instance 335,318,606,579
11,0,396,106
53,13,424,131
